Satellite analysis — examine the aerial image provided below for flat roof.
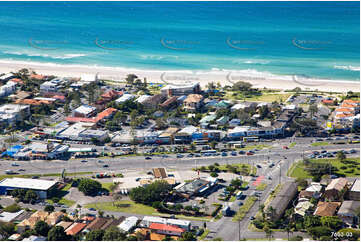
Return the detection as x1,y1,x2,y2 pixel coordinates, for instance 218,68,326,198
0,178,57,191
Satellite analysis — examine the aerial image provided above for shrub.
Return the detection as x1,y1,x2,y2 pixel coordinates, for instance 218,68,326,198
289,235,303,241
3,203,21,213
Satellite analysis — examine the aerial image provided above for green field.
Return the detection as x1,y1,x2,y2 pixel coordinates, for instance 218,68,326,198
256,183,267,191
225,92,292,103
85,200,158,215
310,141,330,147
240,144,272,151
233,196,257,221
289,142,296,148
289,157,360,179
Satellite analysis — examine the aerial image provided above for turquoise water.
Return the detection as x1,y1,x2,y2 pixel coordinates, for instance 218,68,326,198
0,1,359,81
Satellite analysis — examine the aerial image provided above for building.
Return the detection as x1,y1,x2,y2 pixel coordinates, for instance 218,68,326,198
84,217,110,232
175,178,217,199
174,126,198,143
0,178,58,199
314,201,341,217
17,211,49,232
141,216,191,231
79,129,109,141
299,182,323,199
58,122,88,140
231,102,257,112
45,211,64,226
324,178,348,201
294,198,313,217
0,104,30,124
142,94,166,109
115,94,135,104
24,142,69,160
265,182,298,220
337,200,359,226
161,82,200,97
65,222,87,236
0,80,17,97
149,223,185,236
22,236,46,241
183,94,203,111
72,105,97,118
55,221,73,230
118,216,138,232
0,210,25,223
159,96,178,110
347,179,360,201
152,168,167,179
158,127,179,144
101,89,121,101
40,78,67,93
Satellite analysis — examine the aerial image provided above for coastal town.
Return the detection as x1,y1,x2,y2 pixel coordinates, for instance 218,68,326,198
0,69,359,241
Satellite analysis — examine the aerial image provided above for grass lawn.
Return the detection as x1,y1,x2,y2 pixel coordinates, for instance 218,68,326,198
0,172,92,181
101,182,114,191
225,92,291,103
311,141,330,147
289,157,360,178
232,196,257,221
85,200,158,215
46,198,76,207
239,144,272,151
256,183,267,191
289,142,296,148
229,196,236,202
198,229,210,240
216,163,256,176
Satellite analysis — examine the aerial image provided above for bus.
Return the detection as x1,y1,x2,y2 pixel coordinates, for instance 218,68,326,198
47,139,63,144
243,136,259,142
193,139,208,145
200,150,217,155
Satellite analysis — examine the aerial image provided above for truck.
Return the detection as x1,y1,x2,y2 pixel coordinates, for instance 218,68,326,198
236,191,243,200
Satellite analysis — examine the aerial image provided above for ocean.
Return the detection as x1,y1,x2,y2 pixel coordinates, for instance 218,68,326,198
0,1,359,81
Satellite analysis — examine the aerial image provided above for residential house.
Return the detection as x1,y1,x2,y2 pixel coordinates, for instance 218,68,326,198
183,94,203,112
45,211,64,226
347,179,360,201
230,102,257,112
22,235,46,241
299,182,323,199
115,94,135,104
17,211,49,232
84,217,110,232
72,105,97,118
55,221,73,230
294,198,313,217
118,216,138,232
324,178,348,201
0,210,25,223
142,94,166,109
337,200,359,226
159,96,178,110
216,116,229,125
314,201,341,217
65,222,87,236
149,223,185,237
101,89,121,101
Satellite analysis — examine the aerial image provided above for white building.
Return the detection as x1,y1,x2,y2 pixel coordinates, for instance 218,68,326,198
79,129,109,141
0,104,30,124
0,210,24,223
0,178,58,199
72,105,96,118
141,216,191,231
118,216,138,232
57,123,87,140
115,94,134,104
0,81,17,97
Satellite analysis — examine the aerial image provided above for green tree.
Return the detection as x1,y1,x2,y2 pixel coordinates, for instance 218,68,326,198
0,222,16,238
103,226,127,241
129,180,171,204
85,229,104,241
34,221,51,237
3,203,21,213
336,151,346,162
179,231,196,241
320,216,343,230
337,228,360,241
47,226,70,241
78,178,102,196
309,104,318,117
24,190,38,203
44,205,55,213
210,172,218,178
307,226,333,239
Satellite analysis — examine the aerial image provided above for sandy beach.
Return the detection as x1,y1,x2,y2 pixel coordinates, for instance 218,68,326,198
0,60,359,93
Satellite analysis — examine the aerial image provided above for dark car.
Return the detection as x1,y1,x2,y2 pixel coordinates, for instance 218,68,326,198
145,157,152,160
89,208,96,211
256,165,262,168
103,164,109,168
81,160,87,163
239,150,245,155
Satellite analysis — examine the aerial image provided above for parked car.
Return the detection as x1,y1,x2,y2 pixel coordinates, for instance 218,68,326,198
176,154,184,158
145,157,152,160
231,151,237,156
221,152,228,156
81,160,87,163
89,208,96,211
239,150,245,155
246,152,254,156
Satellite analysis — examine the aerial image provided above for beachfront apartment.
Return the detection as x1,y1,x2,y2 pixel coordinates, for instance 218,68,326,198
0,104,30,124
0,80,17,97
161,82,200,97
183,94,203,112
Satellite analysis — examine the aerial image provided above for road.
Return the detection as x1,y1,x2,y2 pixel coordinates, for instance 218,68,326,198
1,141,359,176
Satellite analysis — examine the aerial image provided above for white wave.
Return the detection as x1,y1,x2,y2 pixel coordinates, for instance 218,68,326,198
334,65,360,71
3,51,87,59
140,54,179,60
233,59,270,65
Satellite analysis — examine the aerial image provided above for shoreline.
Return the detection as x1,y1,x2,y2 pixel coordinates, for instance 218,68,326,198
0,60,359,93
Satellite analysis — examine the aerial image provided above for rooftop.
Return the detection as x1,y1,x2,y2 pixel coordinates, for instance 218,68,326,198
0,178,57,191
149,223,185,233
326,178,348,191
